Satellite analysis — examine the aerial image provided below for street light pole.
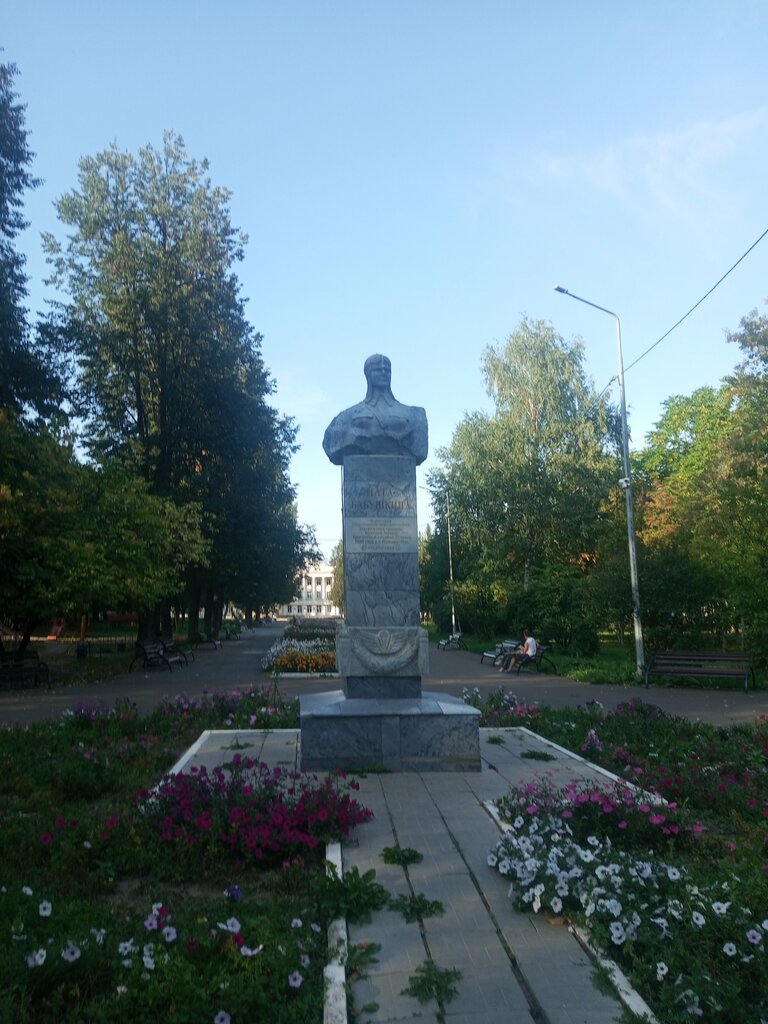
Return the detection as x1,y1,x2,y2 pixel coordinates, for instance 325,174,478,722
555,286,645,677
446,490,458,635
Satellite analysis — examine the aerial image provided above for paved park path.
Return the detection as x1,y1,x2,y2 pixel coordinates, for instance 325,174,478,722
1,624,764,728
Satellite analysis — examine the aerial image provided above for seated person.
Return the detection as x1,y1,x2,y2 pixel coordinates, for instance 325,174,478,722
499,628,537,672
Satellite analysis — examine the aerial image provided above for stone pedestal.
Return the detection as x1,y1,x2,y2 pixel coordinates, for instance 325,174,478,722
300,690,481,772
337,623,428,698
340,454,427,696
305,355,480,771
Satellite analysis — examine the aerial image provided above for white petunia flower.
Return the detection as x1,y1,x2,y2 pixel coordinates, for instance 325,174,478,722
61,941,81,963
722,942,737,957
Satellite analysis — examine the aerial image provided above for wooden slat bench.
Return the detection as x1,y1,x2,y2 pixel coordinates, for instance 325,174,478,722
480,639,520,665
161,639,194,665
644,651,754,693
438,632,466,651
481,641,556,674
129,642,183,672
0,650,50,689
194,633,223,650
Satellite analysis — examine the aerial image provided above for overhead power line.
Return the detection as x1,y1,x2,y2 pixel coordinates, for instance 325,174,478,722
623,225,768,375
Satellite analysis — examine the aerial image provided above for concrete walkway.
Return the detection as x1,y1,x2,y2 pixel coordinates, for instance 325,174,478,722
1,626,764,727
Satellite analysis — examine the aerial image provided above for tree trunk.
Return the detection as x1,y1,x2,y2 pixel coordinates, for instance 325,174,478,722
187,581,201,640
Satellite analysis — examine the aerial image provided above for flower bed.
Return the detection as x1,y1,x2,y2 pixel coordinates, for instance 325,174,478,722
0,693,370,1022
470,689,768,1023
261,637,337,674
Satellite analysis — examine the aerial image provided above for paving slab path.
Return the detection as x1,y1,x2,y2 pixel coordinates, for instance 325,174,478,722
178,726,638,1024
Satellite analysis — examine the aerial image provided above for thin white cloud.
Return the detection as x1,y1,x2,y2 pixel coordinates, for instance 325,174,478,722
530,109,768,219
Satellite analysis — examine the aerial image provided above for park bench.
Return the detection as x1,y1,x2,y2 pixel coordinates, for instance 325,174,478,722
480,639,521,665
129,642,183,673
194,632,223,650
644,651,754,693
161,639,194,665
481,640,556,674
438,632,466,651
0,649,50,689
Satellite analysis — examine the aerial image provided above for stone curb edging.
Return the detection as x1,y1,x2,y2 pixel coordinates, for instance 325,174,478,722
165,730,349,1024
323,842,348,1024
484,727,663,1023
570,924,659,1024
261,672,341,680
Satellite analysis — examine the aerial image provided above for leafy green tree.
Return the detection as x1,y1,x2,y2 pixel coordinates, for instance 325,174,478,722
42,133,312,632
328,540,345,614
0,61,60,418
426,317,620,647
0,412,204,646
634,386,733,649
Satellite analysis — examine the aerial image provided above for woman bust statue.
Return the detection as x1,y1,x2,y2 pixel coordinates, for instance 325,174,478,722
322,354,428,465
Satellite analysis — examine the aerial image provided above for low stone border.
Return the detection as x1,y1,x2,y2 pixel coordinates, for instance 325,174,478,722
483,727,665,1023
165,730,348,1024
569,923,659,1024
324,842,348,1024
261,672,341,679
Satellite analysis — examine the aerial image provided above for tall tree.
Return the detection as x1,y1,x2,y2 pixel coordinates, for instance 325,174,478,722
427,317,621,646
43,133,313,629
0,60,59,418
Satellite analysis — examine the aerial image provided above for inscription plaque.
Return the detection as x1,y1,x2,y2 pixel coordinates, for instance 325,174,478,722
345,516,417,554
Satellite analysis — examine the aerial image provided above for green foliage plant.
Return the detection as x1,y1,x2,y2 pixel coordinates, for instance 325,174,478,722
388,893,445,923
313,865,389,924
380,845,423,866
401,960,462,1006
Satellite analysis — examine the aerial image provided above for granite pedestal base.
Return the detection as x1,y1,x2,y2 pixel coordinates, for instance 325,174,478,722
299,690,481,772
345,675,422,699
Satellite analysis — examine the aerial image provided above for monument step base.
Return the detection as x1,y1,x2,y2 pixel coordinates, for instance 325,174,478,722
299,690,481,773
346,675,422,699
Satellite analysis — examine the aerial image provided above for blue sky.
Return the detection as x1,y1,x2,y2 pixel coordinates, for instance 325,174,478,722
5,1,768,558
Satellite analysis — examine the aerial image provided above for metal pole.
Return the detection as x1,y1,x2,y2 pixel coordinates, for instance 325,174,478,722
555,286,645,677
446,491,458,634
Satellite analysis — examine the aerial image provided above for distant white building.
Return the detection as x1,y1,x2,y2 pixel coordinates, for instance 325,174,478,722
277,562,341,618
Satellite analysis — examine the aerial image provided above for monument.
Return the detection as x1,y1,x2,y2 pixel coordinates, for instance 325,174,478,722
299,354,480,772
